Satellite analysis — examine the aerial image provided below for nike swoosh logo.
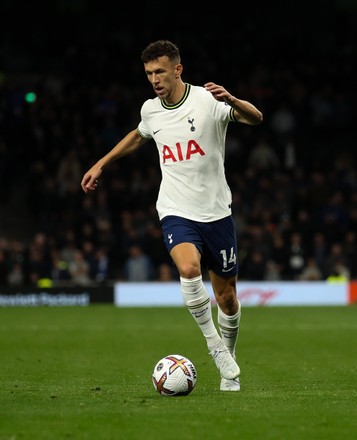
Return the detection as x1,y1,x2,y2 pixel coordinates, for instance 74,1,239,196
153,129,162,135
222,267,235,272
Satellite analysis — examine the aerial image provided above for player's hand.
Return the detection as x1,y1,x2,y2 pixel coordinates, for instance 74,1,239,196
81,167,102,193
204,82,233,104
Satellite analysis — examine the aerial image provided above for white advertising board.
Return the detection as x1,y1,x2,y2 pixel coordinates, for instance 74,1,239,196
114,281,349,307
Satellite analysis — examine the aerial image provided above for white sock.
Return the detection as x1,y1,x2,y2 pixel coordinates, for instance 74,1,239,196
180,275,221,350
217,300,241,356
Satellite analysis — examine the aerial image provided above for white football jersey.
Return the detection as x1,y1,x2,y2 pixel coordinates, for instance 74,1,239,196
137,84,237,222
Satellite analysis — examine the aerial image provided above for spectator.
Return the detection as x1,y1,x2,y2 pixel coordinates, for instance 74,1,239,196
157,263,176,281
68,250,91,285
342,231,357,279
7,263,25,286
123,244,154,281
94,247,110,282
285,232,306,280
300,257,323,281
324,243,350,279
270,103,296,147
51,251,71,285
264,260,282,281
319,191,349,243
57,150,82,197
0,250,9,285
310,232,329,276
326,258,350,282
27,245,53,281
269,232,288,279
240,250,266,281
247,139,280,171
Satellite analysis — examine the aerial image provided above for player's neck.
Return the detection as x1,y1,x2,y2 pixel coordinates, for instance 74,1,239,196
165,81,186,105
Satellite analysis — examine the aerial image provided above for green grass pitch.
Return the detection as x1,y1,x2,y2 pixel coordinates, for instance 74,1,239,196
0,305,356,439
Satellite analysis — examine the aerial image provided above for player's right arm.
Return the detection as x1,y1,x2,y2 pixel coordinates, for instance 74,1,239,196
81,129,147,193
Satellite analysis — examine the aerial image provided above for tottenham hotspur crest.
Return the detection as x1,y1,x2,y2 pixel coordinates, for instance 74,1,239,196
188,118,195,132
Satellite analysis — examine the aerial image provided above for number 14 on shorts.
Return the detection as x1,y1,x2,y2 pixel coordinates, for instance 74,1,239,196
220,247,237,271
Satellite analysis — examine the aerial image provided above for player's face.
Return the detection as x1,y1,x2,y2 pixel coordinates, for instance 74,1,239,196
144,56,182,104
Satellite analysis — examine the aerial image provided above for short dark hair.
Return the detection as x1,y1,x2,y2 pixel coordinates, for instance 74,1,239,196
141,40,181,64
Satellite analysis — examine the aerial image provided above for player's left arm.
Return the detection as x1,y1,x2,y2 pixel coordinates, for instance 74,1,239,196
204,82,263,125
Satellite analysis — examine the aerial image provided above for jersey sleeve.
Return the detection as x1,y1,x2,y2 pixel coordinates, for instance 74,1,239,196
202,88,236,124
137,100,153,140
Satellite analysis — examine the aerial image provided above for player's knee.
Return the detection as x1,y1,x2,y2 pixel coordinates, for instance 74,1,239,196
178,262,201,279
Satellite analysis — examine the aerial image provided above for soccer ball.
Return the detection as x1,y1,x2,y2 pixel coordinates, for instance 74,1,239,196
152,354,197,397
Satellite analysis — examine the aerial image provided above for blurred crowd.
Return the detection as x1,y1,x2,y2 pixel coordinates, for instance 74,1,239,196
0,7,356,286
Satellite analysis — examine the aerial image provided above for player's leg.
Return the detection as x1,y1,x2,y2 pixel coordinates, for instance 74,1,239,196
209,272,241,390
209,272,241,356
203,214,241,357
161,216,220,350
203,215,241,389
170,242,222,350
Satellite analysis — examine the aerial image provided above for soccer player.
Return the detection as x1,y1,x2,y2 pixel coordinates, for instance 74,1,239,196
81,40,263,391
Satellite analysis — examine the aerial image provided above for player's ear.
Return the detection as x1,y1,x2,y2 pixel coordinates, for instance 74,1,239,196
175,64,183,78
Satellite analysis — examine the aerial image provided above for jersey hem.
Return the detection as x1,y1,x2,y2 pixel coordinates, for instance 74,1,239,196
159,210,232,223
